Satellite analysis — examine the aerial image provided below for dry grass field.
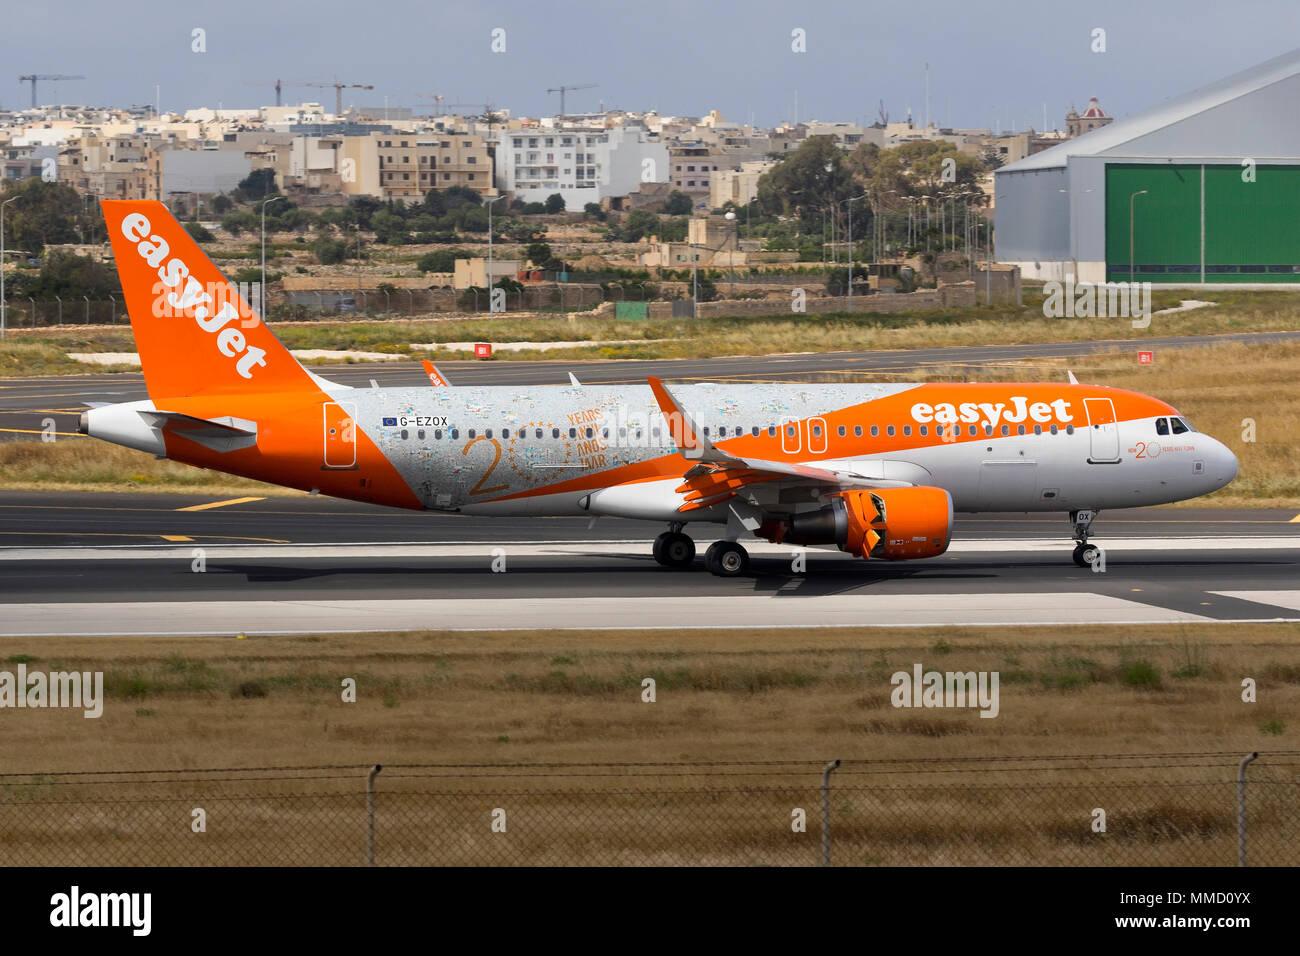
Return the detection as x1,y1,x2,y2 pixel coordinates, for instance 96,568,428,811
1,624,1295,865
2,622,1294,771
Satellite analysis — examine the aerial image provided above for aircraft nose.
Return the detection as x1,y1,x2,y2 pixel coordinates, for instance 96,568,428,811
1207,436,1238,489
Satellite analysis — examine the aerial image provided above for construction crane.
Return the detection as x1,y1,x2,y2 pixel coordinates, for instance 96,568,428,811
545,82,596,116
18,74,85,109
300,77,374,117
415,92,445,116
245,79,296,107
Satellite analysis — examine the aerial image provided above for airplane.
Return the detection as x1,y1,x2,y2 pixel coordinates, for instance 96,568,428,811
80,200,1239,576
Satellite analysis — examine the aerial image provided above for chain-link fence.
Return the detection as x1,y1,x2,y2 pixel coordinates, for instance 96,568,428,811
0,753,1294,866
0,285,629,327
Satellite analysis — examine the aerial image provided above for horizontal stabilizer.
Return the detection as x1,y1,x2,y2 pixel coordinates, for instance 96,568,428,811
138,410,258,453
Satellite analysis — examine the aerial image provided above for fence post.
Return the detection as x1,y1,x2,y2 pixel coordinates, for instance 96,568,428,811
55,295,62,326
406,289,413,317
821,759,840,867
28,298,35,327
367,763,382,866
109,294,115,325
84,295,90,324
1237,751,1258,867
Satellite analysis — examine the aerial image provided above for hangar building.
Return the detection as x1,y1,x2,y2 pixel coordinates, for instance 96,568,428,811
995,48,1300,284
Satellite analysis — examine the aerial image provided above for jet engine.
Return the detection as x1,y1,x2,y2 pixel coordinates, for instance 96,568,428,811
760,486,953,560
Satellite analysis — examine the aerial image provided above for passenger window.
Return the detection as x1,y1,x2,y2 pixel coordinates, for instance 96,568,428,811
718,426,727,437
703,427,710,436
1066,425,1075,435
1171,417,1189,435
854,425,863,437
450,429,459,439
902,425,911,436
1050,424,1058,435
969,425,977,436
812,424,822,437
767,426,776,436
585,428,593,438
569,428,577,438
887,425,895,437
417,429,425,440
619,427,627,437
500,429,508,438
1017,425,1025,436
602,428,609,438
752,426,760,436
837,425,846,437
1155,417,1169,436
401,429,409,440
468,429,476,438
1033,425,1041,435
434,429,443,440
870,426,878,437
536,428,543,439
485,429,493,439
984,425,994,436
1001,425,1010,436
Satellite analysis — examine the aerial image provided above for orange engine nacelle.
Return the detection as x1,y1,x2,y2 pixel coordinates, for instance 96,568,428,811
766,486,953,561
835,487,953,560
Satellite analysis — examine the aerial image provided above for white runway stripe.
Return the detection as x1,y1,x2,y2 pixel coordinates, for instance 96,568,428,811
0,592,1218,636
0,536,1297,562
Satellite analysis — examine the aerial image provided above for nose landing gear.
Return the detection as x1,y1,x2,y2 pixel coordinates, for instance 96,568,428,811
1070,509,1100,567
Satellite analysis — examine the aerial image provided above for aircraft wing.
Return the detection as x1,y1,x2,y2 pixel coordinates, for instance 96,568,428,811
646,376,914,512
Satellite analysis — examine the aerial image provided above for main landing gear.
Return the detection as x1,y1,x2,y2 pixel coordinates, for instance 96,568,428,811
1070,509,1101,568
652,525,751,577
704,540,750,577
653,526,695,568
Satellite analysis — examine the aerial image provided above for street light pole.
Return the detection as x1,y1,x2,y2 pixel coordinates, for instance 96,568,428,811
484,195,503,312
1,197,16,341
1129,189,1148,284
260,195,283,316
840,194,867,307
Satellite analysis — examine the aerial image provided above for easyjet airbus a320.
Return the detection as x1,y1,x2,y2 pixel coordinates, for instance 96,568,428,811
81,201,1238,575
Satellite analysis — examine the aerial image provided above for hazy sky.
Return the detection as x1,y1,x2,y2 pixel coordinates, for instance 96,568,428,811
4,0,1297,130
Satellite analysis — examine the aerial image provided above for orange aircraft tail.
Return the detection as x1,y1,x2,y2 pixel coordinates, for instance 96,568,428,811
102,199,314,400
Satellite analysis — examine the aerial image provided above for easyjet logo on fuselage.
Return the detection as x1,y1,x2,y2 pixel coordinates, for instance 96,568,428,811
910,396,1075,429
119,213,268,379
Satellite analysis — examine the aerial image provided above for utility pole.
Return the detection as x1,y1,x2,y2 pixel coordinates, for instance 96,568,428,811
260,196,283,317
1,197,16,340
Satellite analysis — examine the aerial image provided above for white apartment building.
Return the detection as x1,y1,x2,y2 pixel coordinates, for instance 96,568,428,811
493,125,668,205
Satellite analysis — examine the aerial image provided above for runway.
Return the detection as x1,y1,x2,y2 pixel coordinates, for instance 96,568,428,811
2,329,1297,442
1,491,1298,634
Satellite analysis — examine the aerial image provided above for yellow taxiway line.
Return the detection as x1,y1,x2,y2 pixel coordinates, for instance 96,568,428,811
175,496,267,512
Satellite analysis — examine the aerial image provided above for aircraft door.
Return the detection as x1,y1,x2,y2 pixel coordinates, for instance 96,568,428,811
323,401,358,468
1084,398,1120,463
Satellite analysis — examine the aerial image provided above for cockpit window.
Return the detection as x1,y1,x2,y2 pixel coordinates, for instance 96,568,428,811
1155,417,1169,435
1171,417,1190,435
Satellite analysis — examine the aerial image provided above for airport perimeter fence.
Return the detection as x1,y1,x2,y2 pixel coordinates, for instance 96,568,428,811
0,284,655,328
0,752,1294,867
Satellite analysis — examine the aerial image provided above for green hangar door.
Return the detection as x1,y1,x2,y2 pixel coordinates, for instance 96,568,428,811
1106,163,1300,283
